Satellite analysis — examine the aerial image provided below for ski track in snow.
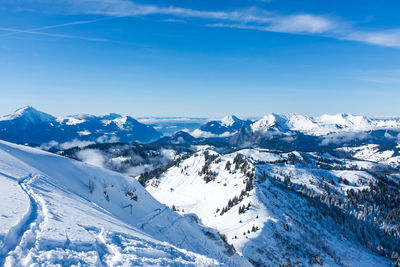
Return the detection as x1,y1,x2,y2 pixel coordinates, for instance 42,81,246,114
0,172,47,266
137,208,203,257
138,207,168,230
91,228,122,267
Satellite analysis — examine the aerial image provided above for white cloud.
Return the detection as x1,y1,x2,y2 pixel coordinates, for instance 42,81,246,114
76,1,400,47
267,14,335,34
320,131,368,146
126,164,151,176
60,139,95,150
96,135,120,143
190,129,234,138
5,0,400,48
343,30,400,48
76,149,105,167
40,139,94,150
40,140,59,150
160,148,176,160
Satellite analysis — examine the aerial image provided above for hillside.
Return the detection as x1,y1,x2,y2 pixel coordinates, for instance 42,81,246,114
0,140,248,266
145,148,399,266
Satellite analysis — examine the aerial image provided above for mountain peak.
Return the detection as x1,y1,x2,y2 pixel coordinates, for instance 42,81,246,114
220,115,240,127
14,106,37,115
317,113,370,127
0,106,55,123
249,113,294,133
251,114,281,130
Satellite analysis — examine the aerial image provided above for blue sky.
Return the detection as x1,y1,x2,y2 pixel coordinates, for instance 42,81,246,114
0,0,400,117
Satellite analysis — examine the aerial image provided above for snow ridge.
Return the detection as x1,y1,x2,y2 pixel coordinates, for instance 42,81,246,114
146,148,393,266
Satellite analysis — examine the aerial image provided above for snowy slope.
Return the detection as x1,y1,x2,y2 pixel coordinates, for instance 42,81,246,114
0,141,248,266
337,144,400,168
146,149,393,266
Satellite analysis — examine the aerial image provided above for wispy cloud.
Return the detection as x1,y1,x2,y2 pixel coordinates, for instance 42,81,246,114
0,17,108,37
358,76,400,84
267,14,336,34
356,69,400,84
63,0,400,47
0,27,111,42
5,0,400,48
0,16,123,42
161,18,187,24
343,30,400,48
206,14,337,36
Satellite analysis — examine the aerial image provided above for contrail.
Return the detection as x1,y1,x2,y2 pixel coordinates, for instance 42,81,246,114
0,16,123,39
0,27,111,42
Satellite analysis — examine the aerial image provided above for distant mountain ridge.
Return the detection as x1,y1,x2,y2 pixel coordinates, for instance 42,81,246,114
152,131,197,145
248,113,400,135
0,106,162,144
201,115,252,134
1,107,400,147
191,113,400,138
190,115,252,138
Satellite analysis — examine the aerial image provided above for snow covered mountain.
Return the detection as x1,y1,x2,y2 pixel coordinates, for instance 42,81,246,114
0,106,55,125
230,113,400,149
2,107,399,150
143,148,399,266
0,107,162,144
2,107,400,266
249,113,400,136
0,140,248,266
192,115,252,138
190,113,400,142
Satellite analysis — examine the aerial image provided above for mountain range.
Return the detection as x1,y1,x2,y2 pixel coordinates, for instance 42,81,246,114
2,107,400,149
0,106,161,144
144,148,398,266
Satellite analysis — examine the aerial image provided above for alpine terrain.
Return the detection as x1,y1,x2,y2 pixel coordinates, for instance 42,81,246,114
0,107,399,266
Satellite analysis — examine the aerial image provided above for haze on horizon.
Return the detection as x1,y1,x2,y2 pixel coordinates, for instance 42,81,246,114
1,0,399,117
